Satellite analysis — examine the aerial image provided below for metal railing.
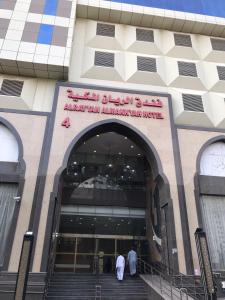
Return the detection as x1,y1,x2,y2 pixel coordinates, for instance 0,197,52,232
44,233,58,299
137,258,207,300
95,284,102,300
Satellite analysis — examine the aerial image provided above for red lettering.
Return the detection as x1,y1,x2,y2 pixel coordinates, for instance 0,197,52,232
130,110,141,117
61,117,70,128
88,106,100,113
88,106,94,112
65,91,165,121
101,107,109,114
94,106,100,113
156,112,164,119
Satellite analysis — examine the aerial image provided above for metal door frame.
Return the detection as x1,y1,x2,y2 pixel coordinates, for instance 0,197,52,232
55,234,146,273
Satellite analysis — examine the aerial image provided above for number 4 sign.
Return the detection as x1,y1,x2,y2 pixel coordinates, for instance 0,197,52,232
61,117,71,128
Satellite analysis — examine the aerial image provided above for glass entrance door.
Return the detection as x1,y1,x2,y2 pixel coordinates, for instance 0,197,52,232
55,234,148,273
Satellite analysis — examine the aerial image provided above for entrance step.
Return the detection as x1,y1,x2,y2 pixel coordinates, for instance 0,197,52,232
45,273,149,300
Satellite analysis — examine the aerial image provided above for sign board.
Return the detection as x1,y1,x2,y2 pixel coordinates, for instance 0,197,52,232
61,88,166,128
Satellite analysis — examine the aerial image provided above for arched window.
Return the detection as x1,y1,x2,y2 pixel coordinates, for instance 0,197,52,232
200,142,225,177
0,124,18,162
200,141,225,271
0,124,19,267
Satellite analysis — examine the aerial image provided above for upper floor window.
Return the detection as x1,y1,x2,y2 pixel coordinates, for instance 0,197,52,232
137,56,156,72
217,66,225,80
178,61,197,77
94,51,115,68
174,33,192,47
182,94,204,112
96,23,115,37
0,79,24,97
211,38,225,51
136,28,154,42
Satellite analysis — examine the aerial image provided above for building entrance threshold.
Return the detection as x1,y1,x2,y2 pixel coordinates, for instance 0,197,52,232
54,233,148,273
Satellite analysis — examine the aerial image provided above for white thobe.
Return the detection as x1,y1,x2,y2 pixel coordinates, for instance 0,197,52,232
127,250,137,276
116,255,125,281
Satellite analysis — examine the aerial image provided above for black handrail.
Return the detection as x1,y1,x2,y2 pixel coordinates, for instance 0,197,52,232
137,258,207,300
43,232,58,298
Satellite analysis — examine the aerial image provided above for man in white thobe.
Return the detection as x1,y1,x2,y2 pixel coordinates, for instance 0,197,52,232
127,247,137,276
116,254,125,281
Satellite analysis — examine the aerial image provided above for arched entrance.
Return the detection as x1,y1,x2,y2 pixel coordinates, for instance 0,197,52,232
48,120,177,274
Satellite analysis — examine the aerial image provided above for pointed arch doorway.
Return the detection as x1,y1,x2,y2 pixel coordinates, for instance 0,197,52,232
49,120,177,274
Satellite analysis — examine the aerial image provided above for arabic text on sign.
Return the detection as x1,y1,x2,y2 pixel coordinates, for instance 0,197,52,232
66,89,163,108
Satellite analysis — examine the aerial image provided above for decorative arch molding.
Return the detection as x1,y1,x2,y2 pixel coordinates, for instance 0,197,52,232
60,118,164,180
41,118,179,273
0,116,26,271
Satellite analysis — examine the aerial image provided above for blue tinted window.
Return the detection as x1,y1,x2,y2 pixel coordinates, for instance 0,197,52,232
38,24,54,44
44,0,58,16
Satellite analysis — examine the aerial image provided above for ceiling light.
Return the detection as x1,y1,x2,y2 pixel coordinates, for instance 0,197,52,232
126,165,130,169
124,137,127,140
79,222,82,225
70,219,73,222
108,164,113,167
74,172,78,176
130,145,134,148
118,152,122,155
97,135,100,137
73,161,77,165
137,153,141,156
132,169,135,173
93,150,97,153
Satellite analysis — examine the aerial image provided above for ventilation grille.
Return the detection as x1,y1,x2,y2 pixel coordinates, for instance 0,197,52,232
178,61,197,77
217,66,225,80
137,56,156,72
94,51,114,67
174,33,192,47
136,28,154,42
96,23,115,37
182,94,204,112
211,38,225,51
0,79,24,97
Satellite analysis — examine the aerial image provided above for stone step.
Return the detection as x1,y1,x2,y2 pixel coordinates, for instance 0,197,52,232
47,296,148,299
47,291,148,295
49,283,146,287
45,274,149,300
